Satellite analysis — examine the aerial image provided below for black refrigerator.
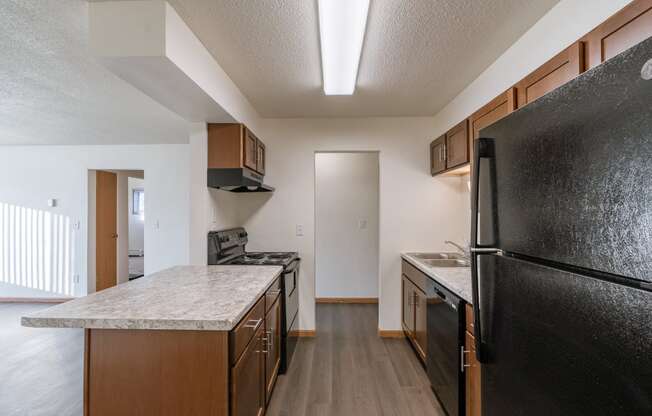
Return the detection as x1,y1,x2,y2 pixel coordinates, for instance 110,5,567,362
470,36,652,415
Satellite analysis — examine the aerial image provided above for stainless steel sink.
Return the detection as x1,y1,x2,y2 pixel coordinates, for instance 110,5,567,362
411,252,465,260
421,258,470,268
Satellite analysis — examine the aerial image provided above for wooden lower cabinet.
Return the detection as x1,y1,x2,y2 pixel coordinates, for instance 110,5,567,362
232,324,266,416
402,275,415,334
84,278,282,416
402,273,427,362
413,287,427,361
464,304,481,416
265,297,281,403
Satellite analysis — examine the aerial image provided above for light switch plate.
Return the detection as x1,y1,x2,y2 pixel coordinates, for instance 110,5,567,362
296,224,304,236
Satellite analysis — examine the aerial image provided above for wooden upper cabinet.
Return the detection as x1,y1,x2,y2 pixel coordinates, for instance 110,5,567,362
470,88,516,141
445,120,469,169
430,135,447,175
515,41,585,108
208,123,267,176
243,128,258,172
584,0,652,69
256,140,266,176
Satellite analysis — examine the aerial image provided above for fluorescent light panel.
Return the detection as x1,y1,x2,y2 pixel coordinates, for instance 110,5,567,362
318,0,370,95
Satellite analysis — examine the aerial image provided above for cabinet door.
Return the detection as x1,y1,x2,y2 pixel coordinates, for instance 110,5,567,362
402,275,415,335
413,287,427,361
445,120,469,169
515,41,584,108
470,88,516,141
430,135,447,175
243,128,258,171
256,140,266,175
265,297,281,403
231,325,265,416
585,0,652,69
465,331,481,416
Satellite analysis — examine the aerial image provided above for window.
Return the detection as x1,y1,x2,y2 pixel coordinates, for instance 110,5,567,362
132,189,144,216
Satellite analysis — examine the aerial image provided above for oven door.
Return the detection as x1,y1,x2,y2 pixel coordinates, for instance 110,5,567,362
283,260,299,330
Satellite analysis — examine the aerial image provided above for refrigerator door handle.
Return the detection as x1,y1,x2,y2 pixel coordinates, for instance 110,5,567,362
470,137,496,363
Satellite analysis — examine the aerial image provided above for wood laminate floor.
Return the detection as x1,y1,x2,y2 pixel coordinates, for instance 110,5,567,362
0,303,443,416
0,303,83,416
266,303,445,416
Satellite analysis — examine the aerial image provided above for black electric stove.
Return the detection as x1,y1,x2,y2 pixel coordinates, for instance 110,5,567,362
207,228,299,374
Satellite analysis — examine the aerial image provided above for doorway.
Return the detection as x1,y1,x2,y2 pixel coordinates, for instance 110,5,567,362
314,152,380,303
88,170,144,293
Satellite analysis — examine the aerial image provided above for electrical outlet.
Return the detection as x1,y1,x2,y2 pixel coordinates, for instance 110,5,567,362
296,224,304,236
73,274,80,284
358,219,367,229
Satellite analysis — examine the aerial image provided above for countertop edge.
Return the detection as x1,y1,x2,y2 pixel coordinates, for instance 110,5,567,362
400,253,473,304
21,266,284,331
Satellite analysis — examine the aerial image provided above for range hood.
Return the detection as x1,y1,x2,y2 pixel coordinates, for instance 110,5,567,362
207,168,275,193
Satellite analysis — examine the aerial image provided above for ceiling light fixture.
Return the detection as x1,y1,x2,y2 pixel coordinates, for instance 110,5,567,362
317,0,370,95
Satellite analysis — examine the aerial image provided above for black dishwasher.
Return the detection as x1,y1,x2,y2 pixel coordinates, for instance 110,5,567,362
426,278,465,416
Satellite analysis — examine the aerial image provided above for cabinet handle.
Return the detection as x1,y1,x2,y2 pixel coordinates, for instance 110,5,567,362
443,143,447,161
413,293,418,308
266,329,273,351
267,289,281,296
257,336,269,354
460,346,472,372
244,318,262,329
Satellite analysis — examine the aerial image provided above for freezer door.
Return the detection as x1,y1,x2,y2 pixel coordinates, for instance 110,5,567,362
479,37,652,282
477,254,652,416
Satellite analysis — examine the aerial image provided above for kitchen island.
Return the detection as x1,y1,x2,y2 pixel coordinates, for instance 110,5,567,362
22,265,284,416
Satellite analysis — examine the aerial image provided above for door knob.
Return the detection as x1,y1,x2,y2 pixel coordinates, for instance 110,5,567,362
112,234,118,238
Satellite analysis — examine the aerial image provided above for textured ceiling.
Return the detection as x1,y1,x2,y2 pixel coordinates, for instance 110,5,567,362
168,0,560,118
0,0,189,145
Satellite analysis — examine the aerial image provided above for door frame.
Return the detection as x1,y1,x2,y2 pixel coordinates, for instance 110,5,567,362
313,150,382,331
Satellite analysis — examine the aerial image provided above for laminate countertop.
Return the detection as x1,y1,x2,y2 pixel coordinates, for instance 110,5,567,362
401,253,473,304
21,265,283,331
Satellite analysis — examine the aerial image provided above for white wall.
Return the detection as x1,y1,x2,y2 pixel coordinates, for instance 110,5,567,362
315,152,379,299
128,176,145,255
0,144,190,297
219,118,469,332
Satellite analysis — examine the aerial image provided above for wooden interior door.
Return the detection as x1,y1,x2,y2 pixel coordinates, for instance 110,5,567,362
430,135,447,175
515,41,585,107
413,287,427,361
402,276,415,335
585,0,652,69
445,120,470,169
265,298,281,403
96,170,117,292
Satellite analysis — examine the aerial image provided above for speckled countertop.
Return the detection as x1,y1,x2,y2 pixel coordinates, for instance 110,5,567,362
21,265,283,331
401,253,473,304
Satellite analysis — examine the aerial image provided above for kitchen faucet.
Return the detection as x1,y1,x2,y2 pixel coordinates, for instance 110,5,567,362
444,240,470,259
